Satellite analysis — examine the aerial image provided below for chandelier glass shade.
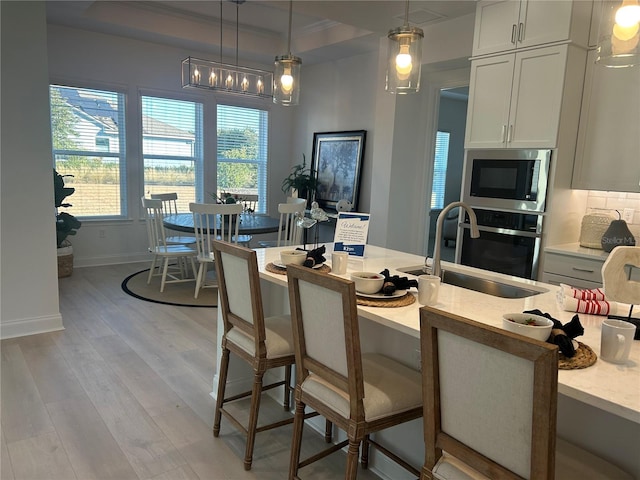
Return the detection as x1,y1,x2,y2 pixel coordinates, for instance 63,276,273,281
385,0,424,94
596,0,640,67
273,0,302,105
181,57,273,98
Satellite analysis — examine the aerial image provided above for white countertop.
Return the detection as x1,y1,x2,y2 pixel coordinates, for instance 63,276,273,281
255,244,640,424
545,242,610,261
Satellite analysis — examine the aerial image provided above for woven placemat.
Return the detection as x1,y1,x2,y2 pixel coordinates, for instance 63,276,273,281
558,341,597,370
356,292,416,308
266,262,331,275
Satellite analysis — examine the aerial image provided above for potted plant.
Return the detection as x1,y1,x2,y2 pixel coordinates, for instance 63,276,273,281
54,169,82,277
281,154,318,204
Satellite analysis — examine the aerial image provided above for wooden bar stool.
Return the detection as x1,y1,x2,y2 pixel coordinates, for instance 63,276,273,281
286,265,423,480
211,241,324,470
419,306,633,480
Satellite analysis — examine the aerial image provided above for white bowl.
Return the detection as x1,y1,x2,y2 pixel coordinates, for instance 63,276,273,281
502,313,553,342
280,250,307,266
351,272,385,294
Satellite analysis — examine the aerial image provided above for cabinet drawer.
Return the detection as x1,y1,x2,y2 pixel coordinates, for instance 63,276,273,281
542,272,603,290
544,252,604,283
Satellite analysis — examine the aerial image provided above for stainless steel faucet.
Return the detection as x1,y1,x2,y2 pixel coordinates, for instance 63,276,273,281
427,201,480,278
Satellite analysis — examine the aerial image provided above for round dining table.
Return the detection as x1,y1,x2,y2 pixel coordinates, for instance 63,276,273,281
163,213,281,235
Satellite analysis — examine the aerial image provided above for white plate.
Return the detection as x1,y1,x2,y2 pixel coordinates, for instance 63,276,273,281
273,262,324,269
356,289,407,299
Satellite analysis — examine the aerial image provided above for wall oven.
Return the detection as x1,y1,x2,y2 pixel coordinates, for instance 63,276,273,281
462,149,551,213
457,209,544,280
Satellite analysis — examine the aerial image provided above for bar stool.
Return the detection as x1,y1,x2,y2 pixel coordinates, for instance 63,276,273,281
211,241,323,470
286,265,423,480
419,306,634,480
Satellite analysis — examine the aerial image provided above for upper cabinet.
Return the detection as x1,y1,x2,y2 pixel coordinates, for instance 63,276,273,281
465,45,585,149
572,50,640,192
472,0,592,57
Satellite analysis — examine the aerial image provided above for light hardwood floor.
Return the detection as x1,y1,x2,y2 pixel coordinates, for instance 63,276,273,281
1,263,382,480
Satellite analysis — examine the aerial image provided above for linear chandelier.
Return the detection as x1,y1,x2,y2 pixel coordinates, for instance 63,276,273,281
181,1,274,99
385,0,424,94
596,0,640,67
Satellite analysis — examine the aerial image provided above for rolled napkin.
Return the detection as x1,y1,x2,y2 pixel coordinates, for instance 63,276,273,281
557,285,637,316
379,269,418,296
560,283,606,301
559,296,635,316
524,309,583,357
297,245,326,268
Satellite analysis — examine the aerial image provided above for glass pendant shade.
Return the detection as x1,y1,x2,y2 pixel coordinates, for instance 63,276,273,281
386,25,424,93
596,0,640,67
273,54,302,105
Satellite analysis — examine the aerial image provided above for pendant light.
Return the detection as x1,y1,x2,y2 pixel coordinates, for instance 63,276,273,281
386,0,424,94
274,0,302,106
596,0,640,67
181,1,273,98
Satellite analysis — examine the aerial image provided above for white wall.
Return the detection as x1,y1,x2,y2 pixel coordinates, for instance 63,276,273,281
1,1,63,338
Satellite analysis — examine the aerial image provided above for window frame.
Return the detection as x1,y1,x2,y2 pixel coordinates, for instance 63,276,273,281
49,81,128,220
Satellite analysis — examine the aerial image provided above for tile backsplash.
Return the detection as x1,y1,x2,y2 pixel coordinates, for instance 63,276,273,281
585,191,640,239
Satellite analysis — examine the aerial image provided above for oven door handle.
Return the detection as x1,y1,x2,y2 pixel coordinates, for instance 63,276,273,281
461,223,541,238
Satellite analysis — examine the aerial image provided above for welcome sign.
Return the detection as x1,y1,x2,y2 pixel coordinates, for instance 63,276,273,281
333,212,370,257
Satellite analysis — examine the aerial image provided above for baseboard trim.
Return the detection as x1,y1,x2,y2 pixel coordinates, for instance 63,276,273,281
1,313,64,339
74,253,150,268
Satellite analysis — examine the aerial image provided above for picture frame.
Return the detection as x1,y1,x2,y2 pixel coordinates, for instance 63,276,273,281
310,130,366,211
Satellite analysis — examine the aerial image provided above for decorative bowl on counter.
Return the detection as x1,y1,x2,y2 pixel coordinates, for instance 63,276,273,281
351,272,385,294
502,313,553,342
280,250,307,266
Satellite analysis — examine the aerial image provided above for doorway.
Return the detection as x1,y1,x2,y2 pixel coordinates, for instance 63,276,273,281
426,86,469,262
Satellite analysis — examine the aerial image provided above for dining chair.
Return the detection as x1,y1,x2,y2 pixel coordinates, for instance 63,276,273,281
241,194,259,213
189,202,243,299
150,192,197,246
258,198,306,248
419,306,634,480
211,240,324,471
286,264,423,480
141,197,197,292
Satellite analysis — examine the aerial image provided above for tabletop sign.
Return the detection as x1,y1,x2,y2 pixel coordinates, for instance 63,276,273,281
333,212,370,257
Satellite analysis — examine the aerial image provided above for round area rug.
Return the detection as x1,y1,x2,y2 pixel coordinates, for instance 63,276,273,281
121,268,217,308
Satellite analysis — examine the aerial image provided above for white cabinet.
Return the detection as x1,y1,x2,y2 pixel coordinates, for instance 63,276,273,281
472,0,591,57
465,45,574,149
543,250,605,288
572,50,640,192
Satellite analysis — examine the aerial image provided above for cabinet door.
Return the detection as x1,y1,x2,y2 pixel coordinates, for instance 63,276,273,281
573,50,640,192
472,0,521,56
508,45,567,148
465,55,514,148
517,0,574,49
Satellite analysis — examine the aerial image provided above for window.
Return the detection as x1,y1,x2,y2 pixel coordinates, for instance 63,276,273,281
217,104,268,214
50,85,126,217
431,131,450,210
142,95,203,211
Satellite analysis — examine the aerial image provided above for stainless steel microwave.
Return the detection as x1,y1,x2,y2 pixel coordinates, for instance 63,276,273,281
461,149,551,213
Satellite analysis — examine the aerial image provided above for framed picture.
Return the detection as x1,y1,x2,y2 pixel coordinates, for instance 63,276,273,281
310,130,366,211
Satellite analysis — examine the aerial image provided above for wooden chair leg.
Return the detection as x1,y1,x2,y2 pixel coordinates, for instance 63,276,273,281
361,434,370,469
213,347,230,437
194,262,204,298
284,365,292,411
160,257,170,292
244,371,264,470
288,400,306,480
324,419,333,443
345,439,360,480
147,256,158,284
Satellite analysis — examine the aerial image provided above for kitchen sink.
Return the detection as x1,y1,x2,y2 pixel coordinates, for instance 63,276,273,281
397,266,547,299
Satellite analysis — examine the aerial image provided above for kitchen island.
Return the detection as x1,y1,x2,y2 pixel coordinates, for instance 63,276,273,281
214,244,639,478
